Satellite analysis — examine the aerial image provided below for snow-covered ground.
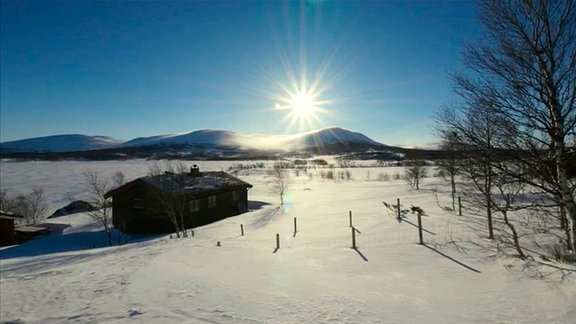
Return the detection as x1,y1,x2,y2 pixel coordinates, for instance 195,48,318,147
1,160,575,323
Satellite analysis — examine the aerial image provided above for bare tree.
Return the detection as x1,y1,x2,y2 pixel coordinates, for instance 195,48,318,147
435,128,461,210
404,148,427,190
2,187,48,225
150,174,190,238
0,189,9,211
491,169,531,259
165,160,189,174
268,162,290,205
111,171,126,188
437,103,510,239
147,162,163,176
84,171,114,246
147,162,195,238
24,186,48,225
451,0,576,256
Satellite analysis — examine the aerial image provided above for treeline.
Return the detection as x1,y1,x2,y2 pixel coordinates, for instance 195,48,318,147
435,0,576,262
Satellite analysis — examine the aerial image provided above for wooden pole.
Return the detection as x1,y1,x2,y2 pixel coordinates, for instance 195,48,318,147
349,210,353,227
417,212,423,245
352,227,357,249
458,196,462,216
294,217,297,234
397,198,401,219
276,233,280,250
241,224,244,236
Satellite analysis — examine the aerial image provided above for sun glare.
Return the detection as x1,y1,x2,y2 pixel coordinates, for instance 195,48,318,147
289,91,317,118
272,85,326,131
257,0,345,133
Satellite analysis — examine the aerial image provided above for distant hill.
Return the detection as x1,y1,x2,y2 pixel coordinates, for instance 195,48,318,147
298,127,382,147
119,127,388,152
122,129,240,148
0,127,402,160
291,127,387,153
0,134,124,153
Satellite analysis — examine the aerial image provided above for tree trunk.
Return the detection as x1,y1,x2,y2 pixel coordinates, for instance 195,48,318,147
451,173,456,210
485,168,494,240
564,199,576,257
553,117,576,257
556,147,576,255
170,218,181,238
486,196,494,239
106,229,112,246
180,213,187,237
560,203,567,229
502,197,525,259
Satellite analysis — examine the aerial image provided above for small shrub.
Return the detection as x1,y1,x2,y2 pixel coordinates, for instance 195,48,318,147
548,243,575,263
377,172,390,182
338,170,352,181
326,170,334,180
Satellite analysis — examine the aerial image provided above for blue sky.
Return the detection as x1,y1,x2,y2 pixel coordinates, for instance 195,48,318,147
0,0,481,147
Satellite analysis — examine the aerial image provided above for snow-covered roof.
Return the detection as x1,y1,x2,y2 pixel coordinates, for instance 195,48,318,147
105,171,252,198
0,210,24,219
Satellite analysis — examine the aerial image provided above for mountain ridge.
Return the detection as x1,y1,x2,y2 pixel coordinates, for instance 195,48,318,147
0,134,124,153
1,127,388,154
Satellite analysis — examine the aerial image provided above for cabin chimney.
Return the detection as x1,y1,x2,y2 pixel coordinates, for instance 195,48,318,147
190,164,200,176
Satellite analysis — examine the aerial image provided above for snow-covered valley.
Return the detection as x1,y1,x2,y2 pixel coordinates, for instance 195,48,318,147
1,160,575,323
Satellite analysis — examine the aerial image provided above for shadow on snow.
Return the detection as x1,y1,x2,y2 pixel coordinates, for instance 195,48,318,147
250,205,283,229
0,228,161,260
423,244,481,273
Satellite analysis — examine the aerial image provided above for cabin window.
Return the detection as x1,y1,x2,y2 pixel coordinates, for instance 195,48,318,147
208,195,217,208
232,191,240,202
189,199,200,213
133,198,144,209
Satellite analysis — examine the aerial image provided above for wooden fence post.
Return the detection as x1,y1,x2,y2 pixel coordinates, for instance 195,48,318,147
276,233,280,250
397,198,401,219
294,217,297,234
417,211,424,245
458,196,462,216
241,224,244,236
349,210,353,227
351,227,357,249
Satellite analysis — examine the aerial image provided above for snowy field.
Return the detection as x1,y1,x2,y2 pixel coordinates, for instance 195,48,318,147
1,160,575,323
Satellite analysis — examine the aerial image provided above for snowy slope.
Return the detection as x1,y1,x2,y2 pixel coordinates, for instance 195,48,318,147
1,160,575,323
122,129,241,147
296,127,384,147
121,127,386,151
0,134,124,153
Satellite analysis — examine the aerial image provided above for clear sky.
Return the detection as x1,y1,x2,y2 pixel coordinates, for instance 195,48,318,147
0,0,481,147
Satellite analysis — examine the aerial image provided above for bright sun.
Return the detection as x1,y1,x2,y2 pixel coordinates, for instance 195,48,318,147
289,91,317,118
273,84,328,131
269,63,339,132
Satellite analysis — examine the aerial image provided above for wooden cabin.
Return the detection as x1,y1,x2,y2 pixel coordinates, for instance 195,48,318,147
104,166,253,234
0,210,24,246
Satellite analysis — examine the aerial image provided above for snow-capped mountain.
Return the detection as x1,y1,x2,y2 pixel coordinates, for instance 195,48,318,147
295,127,384,148
120,127,386,151
0,127,389,157
0,134,124,153
122,129,240,148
